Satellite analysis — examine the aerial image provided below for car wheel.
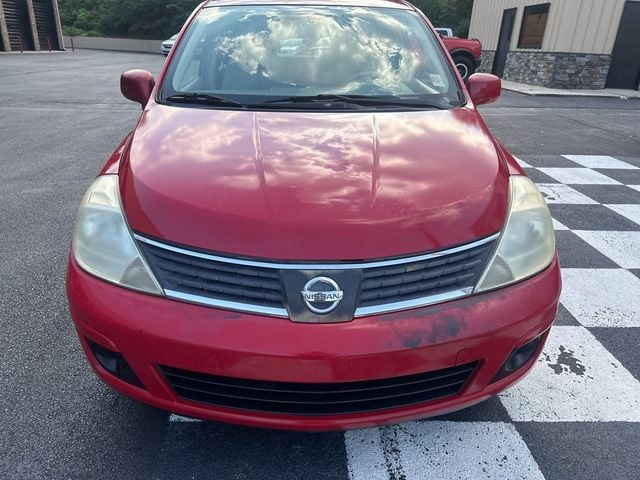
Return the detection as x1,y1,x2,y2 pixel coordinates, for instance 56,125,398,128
453,56,475,81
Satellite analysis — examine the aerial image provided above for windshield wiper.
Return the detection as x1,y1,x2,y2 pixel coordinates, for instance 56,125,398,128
164,92,457,110
164,93,246,108
262,94,455,109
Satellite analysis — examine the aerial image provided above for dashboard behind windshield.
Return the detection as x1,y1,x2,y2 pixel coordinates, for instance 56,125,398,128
160,5,462,108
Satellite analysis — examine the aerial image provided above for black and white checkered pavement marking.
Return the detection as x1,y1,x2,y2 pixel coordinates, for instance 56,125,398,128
158,154,640,480
500,326,640,422
345,422,544,480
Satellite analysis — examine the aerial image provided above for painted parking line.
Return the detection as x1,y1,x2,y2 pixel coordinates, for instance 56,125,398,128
538,168,622,185
560,269,640,326
514,156,532,168
562,155,639,170
536,183,598,204
605,204,640,226
573,231,640,268
499,326,640,421
551,218,569,230
169,414,202,422
345,421,544,480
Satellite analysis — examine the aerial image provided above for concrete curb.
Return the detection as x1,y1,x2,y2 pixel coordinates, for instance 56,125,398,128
501,81,640,100
0,50,68,55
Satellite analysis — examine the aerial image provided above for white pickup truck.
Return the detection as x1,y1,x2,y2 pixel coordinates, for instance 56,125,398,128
435,27,454,37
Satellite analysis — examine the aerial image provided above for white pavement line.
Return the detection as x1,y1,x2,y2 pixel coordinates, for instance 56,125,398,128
629,185,640,193
536,184,598,204
573,231,640,269
605,204,640,227
559,268,640,327
562,155,639,170
552,218,569,230
345,426,402,480
514,156,532,168
345,422,545,480
500,326,640,422
169,414,203,422
538,168,622,185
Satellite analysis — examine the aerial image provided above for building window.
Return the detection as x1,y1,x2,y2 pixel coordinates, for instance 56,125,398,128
518,3,551,49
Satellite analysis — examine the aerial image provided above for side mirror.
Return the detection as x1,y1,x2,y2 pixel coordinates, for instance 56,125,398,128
467,73,501,106
120,70,155,108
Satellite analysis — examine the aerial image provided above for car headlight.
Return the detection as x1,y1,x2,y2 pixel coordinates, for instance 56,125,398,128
475,175,555,292
72,175,163,295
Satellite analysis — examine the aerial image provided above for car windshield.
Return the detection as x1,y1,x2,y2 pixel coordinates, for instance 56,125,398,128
160,5,462,109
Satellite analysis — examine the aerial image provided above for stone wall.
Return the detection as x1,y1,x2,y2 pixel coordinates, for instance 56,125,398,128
478,50,495,74
479,50,611,89
504,52,611,89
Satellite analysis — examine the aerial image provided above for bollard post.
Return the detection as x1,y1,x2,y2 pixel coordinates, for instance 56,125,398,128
19,37,24,53
71,37,75,52
47,37,51,52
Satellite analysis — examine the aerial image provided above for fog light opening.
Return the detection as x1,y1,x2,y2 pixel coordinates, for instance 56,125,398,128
87,339,145,389
491,335,543,383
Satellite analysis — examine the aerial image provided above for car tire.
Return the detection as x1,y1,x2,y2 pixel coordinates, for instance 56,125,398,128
453,55,475,81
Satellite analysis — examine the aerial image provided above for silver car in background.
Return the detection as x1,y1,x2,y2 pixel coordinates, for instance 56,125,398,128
161,34,177,55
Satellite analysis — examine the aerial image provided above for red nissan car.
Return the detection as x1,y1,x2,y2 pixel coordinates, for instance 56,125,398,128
66,0,561,430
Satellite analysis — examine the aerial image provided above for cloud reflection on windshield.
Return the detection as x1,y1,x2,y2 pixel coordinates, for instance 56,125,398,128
172,6,453,97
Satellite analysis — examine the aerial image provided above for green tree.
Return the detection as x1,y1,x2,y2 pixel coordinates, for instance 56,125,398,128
59,0,474,39
59,0,105,36
411,0,474,38
59,0,200,39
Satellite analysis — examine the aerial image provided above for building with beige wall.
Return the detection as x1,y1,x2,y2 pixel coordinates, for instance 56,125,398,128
0,0,63,52
469,0,640,89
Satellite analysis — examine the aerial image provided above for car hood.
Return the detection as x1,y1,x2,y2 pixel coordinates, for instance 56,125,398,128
120,104,508,260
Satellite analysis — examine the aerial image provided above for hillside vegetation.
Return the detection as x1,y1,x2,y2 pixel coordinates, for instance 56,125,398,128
59,0,473,39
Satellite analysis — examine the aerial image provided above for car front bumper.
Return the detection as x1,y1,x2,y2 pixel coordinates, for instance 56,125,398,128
66,255,561,431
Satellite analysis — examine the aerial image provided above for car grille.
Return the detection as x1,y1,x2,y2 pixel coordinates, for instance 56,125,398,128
138,242,285,309
137,234,496,318
358,247,493,308
160,362,479,415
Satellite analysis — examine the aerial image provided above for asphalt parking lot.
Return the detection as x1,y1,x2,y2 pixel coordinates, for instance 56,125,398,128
1,50,639,480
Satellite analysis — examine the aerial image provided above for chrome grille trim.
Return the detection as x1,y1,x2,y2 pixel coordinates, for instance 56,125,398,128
165,289,290,317
134,233,498,270
136,233,498,318
354,287,473,317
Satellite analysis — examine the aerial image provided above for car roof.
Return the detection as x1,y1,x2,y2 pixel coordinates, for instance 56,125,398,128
204,0,413,10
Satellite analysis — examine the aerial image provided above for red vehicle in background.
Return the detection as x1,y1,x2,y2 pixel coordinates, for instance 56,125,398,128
438,30,483,80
